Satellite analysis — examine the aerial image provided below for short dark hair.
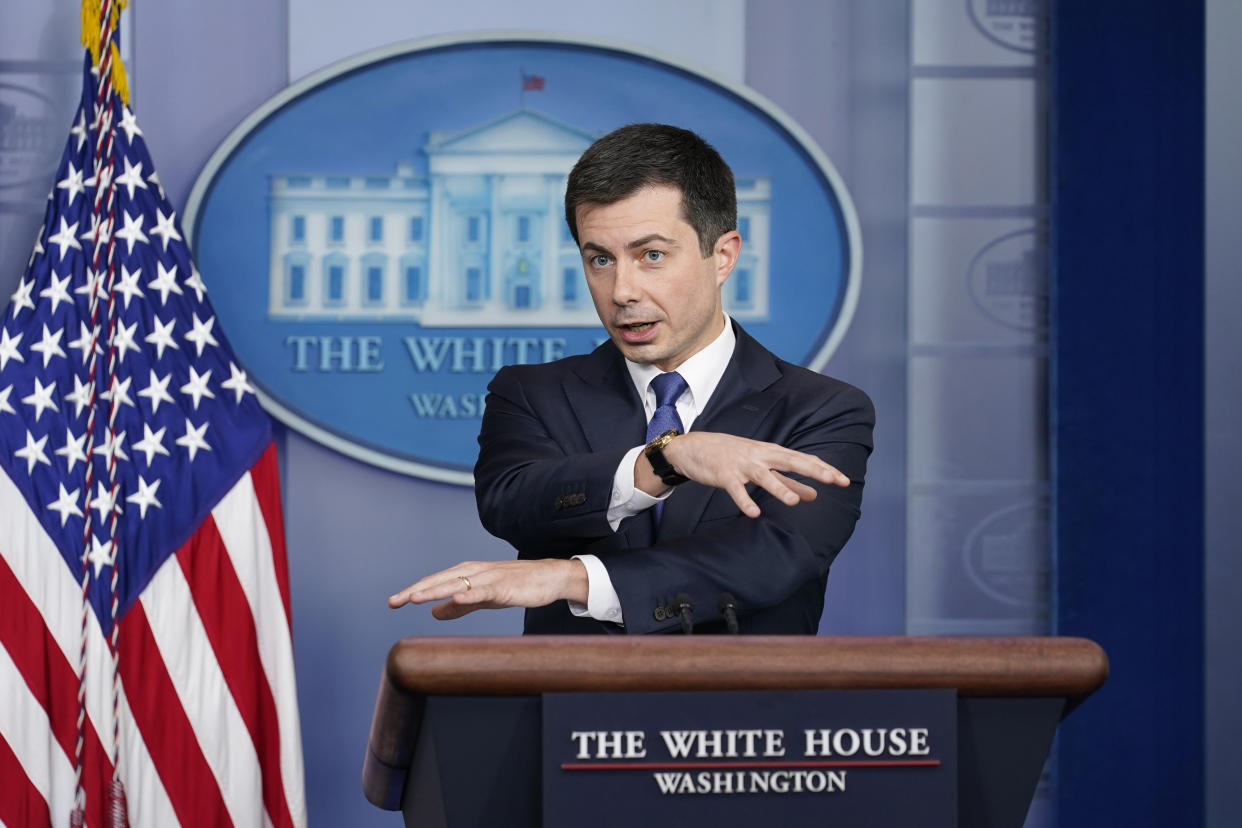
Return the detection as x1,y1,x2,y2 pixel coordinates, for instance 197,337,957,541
564,123,736,257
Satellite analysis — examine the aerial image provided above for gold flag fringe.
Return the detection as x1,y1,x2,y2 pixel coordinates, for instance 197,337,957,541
80,0,130,105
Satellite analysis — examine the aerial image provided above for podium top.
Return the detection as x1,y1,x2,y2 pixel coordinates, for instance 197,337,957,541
382,635,1108,698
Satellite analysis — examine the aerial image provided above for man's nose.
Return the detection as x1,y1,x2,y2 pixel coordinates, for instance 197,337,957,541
612,260,643,304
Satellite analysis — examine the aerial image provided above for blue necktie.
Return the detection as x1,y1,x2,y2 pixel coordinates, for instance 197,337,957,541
646,372,687,521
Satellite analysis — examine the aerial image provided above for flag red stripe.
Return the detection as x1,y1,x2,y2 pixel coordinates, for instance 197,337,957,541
0,731,52,828
0,551,78,755
118,601,233,828
249,444,292,626
0,553,112,827
177,515,295,828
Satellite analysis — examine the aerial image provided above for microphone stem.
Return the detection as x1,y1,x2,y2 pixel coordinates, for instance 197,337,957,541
676,593,694,634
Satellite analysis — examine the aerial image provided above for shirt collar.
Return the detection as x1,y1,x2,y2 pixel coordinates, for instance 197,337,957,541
624,316,737,417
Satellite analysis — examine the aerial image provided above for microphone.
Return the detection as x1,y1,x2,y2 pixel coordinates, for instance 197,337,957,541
717,592,740,635
675,593,694,634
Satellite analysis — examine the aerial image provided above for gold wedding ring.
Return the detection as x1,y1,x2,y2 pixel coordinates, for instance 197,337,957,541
458,575,472,591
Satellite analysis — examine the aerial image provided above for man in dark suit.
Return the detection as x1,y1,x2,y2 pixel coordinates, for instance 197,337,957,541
389,123,873,634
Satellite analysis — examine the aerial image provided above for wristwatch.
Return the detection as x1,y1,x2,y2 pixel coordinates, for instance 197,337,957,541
644,428,688,486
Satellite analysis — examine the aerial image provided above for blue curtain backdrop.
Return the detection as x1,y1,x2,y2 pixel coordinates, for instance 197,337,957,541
1052,1,1205,825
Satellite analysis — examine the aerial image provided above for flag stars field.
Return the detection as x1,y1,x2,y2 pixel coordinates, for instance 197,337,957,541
185,312,218,355
137,369,175,412
111,318,142,361
113,264,145,307
30,323,67,367
0,328,23,369
114,157,146,199
9,277,36,314
22,377,59,421
91,428,129,465
132,423,170,466
74,268,104,302
54,427,88,472
39,271,75,313
47,217,83,260
126,475,161,518
78,212,113,247
64,373,93,416
148,262,183,304
86,533,116,576
151,208,182,250
184,264,207,302
144,315,178,358
47,482,85,526
222,362,255,403
57,161,90,204
14,430,51,474
175,418,211,461
114,210,148,253
180,366,215,410
101,374,136,410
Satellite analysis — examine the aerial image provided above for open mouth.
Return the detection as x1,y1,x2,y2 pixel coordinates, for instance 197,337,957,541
616,321,658,342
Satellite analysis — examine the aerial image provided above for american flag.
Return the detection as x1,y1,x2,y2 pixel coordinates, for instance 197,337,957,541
0,21,305,828
521,73,546,91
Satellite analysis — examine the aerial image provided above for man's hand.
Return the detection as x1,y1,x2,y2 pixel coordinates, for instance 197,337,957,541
387,558,589,620
638,431,850,518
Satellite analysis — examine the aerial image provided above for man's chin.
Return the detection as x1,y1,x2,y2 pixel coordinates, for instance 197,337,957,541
612,337,660,364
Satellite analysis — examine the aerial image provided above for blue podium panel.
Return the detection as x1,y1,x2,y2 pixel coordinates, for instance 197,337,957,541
542,690,957,828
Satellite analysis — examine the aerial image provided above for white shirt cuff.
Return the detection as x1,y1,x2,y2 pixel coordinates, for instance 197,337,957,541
606,445,669,531
568,554,624,625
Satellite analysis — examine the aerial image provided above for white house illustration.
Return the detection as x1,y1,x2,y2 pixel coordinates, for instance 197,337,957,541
267,109,770,324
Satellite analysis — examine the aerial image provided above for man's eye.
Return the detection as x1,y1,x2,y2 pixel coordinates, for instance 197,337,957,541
590,255,612,268
643,250,665,263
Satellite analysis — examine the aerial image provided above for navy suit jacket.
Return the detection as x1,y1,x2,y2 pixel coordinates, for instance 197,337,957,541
474,322,874,635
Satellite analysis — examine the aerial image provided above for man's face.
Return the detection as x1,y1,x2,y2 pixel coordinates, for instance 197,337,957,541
576,185,740,372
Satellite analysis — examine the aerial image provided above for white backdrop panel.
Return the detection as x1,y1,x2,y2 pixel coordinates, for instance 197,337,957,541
288,0,747,82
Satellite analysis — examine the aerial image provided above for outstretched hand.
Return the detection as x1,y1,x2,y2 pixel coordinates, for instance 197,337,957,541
387,558,588,619
648,431,850,518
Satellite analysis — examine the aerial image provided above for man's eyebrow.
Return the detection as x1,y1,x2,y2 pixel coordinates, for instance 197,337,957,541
626,234,678,250
580,234,679,257
580,241,613,256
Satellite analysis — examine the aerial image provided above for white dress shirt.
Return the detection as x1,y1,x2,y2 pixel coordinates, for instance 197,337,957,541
568,318,737,625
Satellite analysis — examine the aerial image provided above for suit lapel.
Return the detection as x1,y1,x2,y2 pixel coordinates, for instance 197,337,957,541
561,343,656,547
562,342,648,454
658,326,783,539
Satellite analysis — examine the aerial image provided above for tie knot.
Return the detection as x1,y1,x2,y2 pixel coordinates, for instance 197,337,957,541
649,371,688,409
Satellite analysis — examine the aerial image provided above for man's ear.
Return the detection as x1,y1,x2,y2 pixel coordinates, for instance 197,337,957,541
713,230,742,286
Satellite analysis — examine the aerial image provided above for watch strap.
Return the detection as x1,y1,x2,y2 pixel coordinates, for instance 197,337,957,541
645,429,688,486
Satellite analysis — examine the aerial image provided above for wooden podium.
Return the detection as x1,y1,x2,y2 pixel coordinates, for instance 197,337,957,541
363,636,1107,827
